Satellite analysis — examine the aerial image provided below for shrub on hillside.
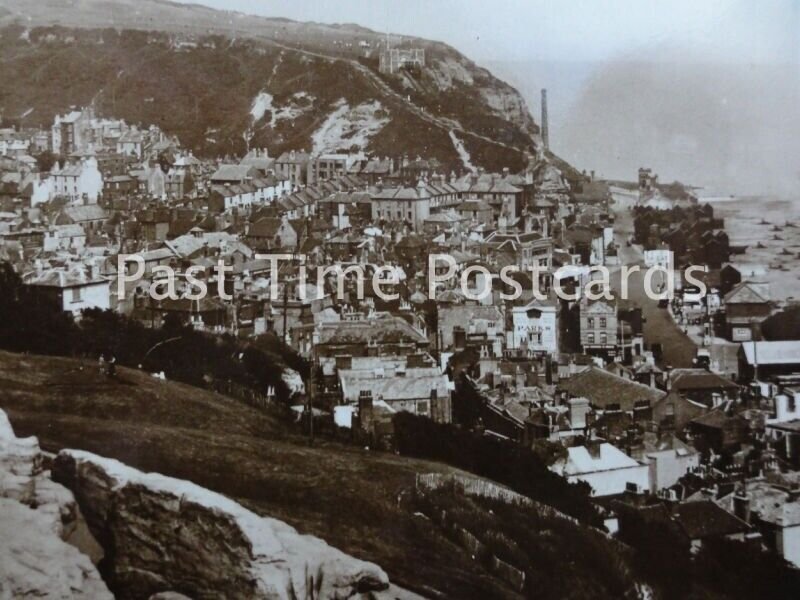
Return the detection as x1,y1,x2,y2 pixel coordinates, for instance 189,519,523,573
0,264,306,402
392,411,600,526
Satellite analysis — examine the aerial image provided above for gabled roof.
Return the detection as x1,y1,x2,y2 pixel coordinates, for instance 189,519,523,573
26,268,108,289
438,304,504,334
247,218,281,238
275,150,310,165
317,313,427,346
559,366,665,411
210,164,253,182
638,501,749,541
668,369,739,392
61,205,109,223
671,501,749,540
690,408,747,430
723,281,770,304
369,185,429,201
321,191,372,205
239,155,273,172
361,158,392,174
340,372,448,403
582,299,616,314
560,443,640,475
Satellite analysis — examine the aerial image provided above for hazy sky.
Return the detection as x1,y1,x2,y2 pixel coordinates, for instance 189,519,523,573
176,0,799,193
179,0,799,66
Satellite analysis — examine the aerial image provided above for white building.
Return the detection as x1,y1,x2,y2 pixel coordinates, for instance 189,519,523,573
716,481,800,568
644,247,674,270
43,225,86,252
641,437,700,493
510,297,559,355
551,442,650,496
767,389,800,425
25,267,110,317
116,127,144,158
48,157,103,205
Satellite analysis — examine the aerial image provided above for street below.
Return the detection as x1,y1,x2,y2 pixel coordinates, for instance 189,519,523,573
610,204,698,368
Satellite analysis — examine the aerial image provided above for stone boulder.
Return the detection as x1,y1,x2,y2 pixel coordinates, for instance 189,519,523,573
0,498,113,599
53,449,393,599
0,410,111,598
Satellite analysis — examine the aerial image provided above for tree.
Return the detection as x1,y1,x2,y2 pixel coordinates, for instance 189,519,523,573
762,305,800,340
695,538,800,599
35,151,58,173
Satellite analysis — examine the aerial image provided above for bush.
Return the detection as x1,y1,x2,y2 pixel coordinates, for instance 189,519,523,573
393,411,600,526
0,264,307,402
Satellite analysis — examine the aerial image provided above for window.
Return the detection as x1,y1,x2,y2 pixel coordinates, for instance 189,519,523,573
600,332,607,345
587,333,595,344
587,317,594,328
417,401,429,415
68,288,82,303
600,317,607,328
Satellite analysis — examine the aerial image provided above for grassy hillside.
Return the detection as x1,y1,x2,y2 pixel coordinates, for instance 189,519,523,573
0,0,540,172
0,351,509,597
0,350,646,598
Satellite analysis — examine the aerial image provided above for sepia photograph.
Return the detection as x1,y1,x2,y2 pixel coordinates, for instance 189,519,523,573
0,0,799,598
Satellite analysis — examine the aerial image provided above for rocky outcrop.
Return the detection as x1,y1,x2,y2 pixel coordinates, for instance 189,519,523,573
0,409,111,599
53,449,393,600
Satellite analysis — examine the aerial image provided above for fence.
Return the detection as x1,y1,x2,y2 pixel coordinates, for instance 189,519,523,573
415,472,635,590
208,379,273,410
415,472,579,524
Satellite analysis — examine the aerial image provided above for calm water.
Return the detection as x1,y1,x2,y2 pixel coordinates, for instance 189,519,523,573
707,197,800,302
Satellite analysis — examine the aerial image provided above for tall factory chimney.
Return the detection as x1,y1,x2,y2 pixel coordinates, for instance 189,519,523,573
541,88,549,151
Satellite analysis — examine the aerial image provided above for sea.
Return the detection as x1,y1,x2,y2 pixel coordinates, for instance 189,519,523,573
703,196,800,303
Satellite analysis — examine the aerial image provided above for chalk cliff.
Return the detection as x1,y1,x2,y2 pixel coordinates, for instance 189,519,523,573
0,409,111,598
52,449,394,599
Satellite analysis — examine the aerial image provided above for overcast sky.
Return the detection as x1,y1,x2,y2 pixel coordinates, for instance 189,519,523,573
178,0,799,66
174,1,799,193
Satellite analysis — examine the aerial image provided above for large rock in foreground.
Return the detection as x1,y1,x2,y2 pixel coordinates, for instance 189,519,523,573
0,498,112,599
53,449,392,599
0,410,111,599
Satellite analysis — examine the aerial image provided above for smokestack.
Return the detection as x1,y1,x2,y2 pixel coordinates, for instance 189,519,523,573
541,89,549,151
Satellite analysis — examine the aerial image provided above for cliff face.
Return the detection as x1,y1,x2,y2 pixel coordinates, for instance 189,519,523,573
0,409,111,599
0,0,538,172
1,401,401,599
0,351,531,597
52,449,394,600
